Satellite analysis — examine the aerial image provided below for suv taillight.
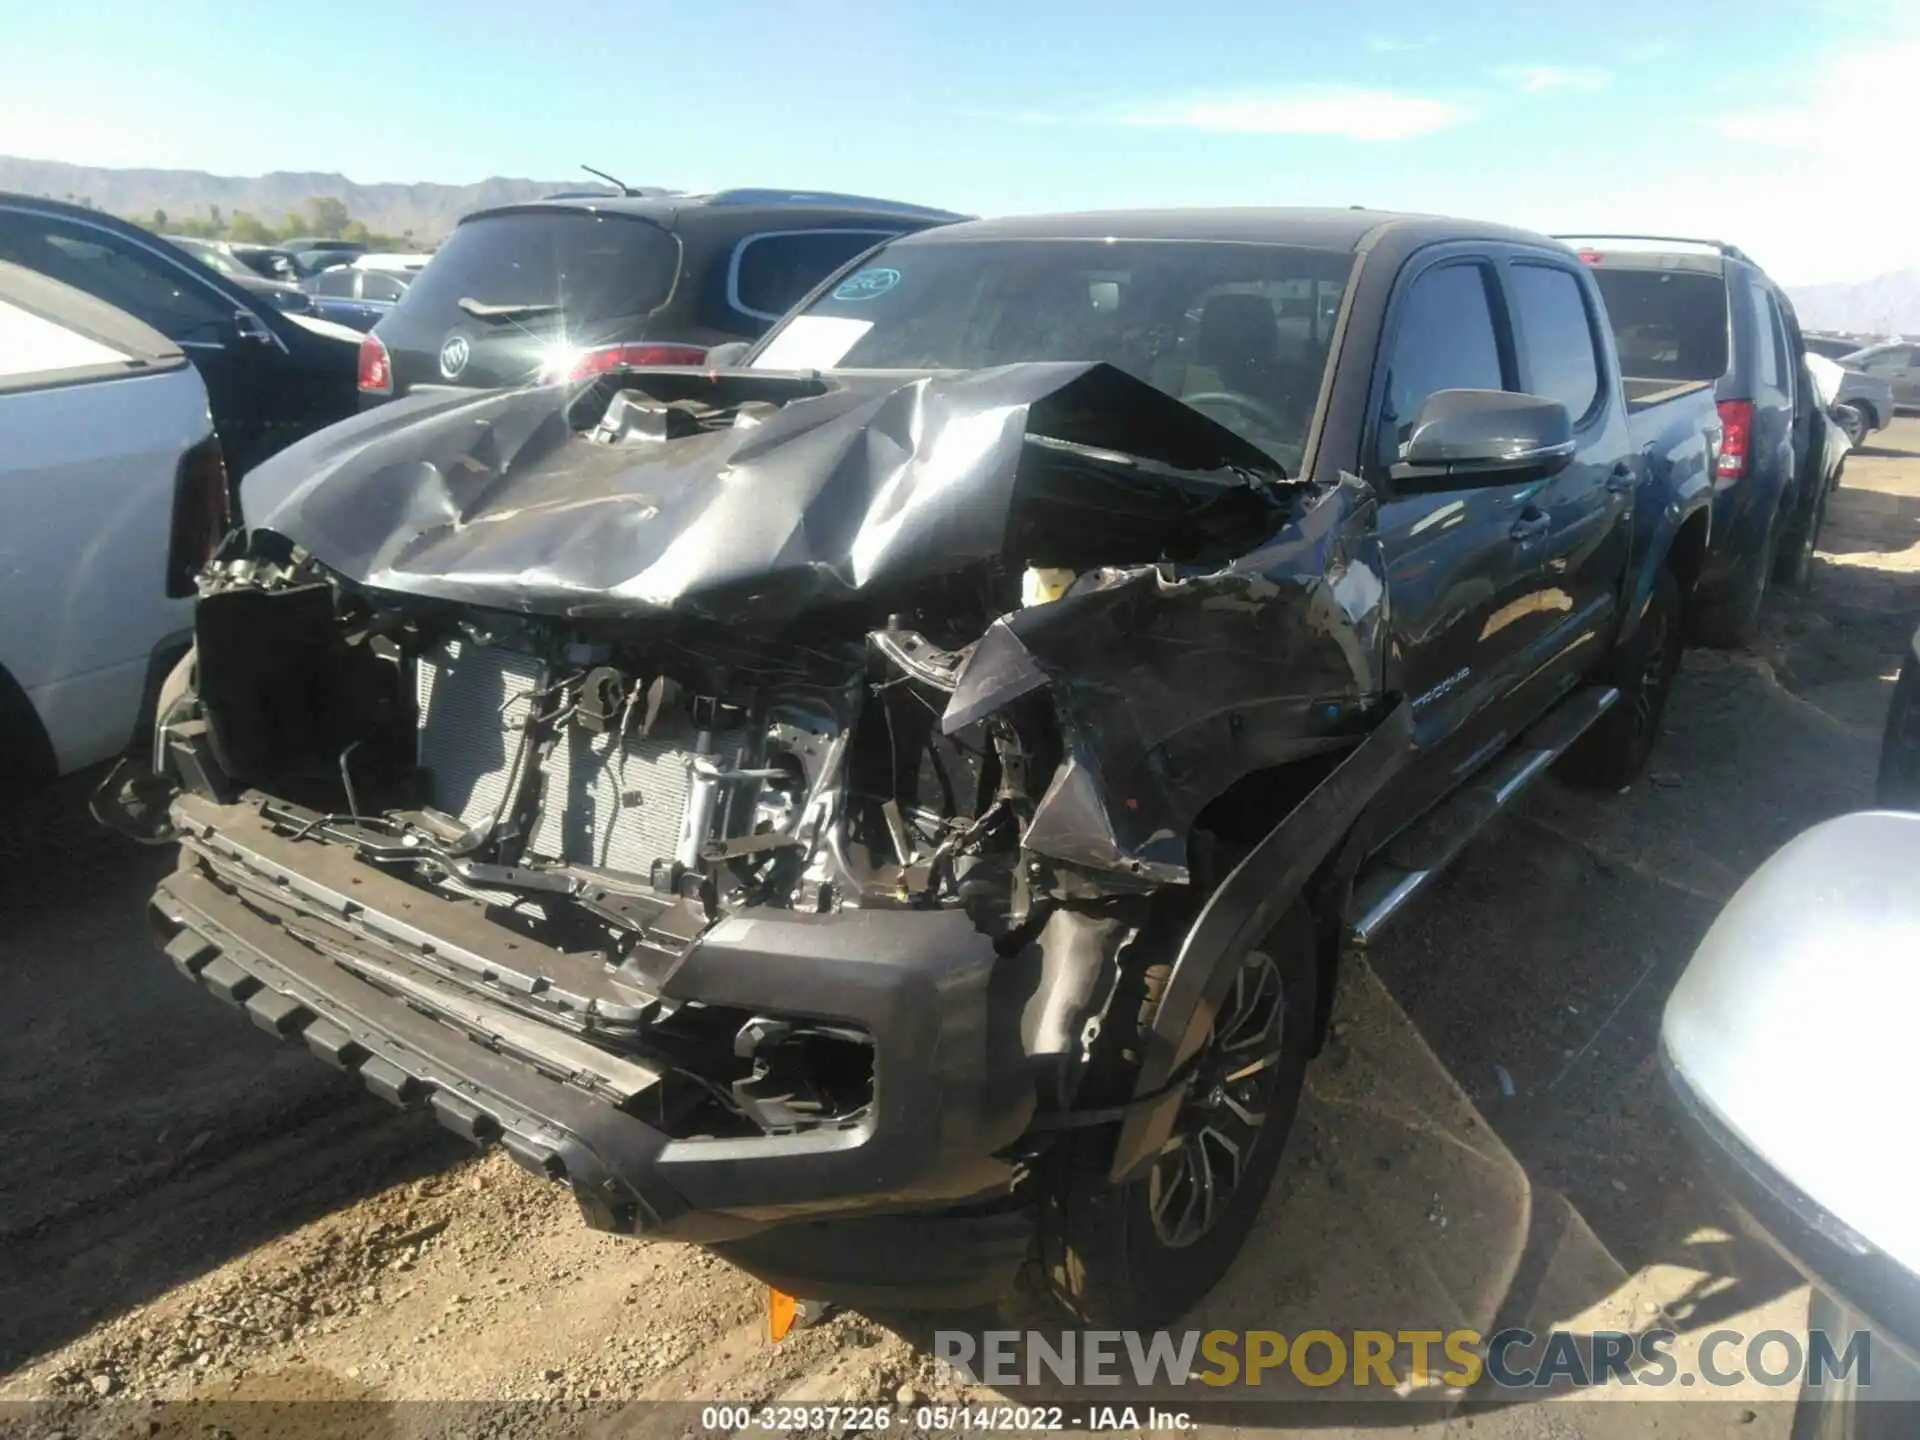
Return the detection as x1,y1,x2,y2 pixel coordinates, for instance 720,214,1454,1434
1716,399,1754,480
565,343,708,381
166,435,231,598
357,331,392,394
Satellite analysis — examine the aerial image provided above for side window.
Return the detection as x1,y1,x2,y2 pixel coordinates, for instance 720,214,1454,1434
1376,261,1507,474
0,215,233,341
360,272,405,303
1745,282,1780,389
1508,263,1603,423
315,269,357,298
1764,292,1793,395
731,229,895,321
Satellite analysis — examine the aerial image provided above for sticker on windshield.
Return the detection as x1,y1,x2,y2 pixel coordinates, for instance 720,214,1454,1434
752,316,874,371
832,267,900,302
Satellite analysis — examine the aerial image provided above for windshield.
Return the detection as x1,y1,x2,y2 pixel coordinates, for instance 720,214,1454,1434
750,237,1354,470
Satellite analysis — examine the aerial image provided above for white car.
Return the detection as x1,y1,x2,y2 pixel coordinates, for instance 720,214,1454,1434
351,251,434,273
0,260,227,798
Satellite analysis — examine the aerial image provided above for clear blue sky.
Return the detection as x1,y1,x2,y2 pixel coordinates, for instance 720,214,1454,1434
2,0,1912,283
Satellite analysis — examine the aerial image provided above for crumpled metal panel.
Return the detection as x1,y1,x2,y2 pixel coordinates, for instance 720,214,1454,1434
943,474,1388,883
243,362,1287,625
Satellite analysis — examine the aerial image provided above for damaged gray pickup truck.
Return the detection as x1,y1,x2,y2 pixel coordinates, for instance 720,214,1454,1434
118,209,1720,1327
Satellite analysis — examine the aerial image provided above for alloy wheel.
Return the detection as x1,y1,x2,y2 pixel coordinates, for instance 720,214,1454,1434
1147,950,1286,1248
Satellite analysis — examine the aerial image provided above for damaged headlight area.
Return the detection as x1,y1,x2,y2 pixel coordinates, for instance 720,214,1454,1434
150,550,1079,1144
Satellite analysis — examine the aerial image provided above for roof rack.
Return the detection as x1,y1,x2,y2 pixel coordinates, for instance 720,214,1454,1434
1553,233,1755,267
700,188,969,221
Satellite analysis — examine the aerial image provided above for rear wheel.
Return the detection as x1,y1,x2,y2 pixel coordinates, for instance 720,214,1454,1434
1557,566,1684,790
1693,492,1783,649
1774,474,1830,590
1039,900,1318,1328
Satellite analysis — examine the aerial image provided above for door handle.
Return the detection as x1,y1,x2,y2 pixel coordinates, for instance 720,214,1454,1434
1509,509,1551,543
1605,463,1637,494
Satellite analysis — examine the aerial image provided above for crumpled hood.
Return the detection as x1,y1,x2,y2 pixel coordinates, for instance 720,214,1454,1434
243,363,1290,625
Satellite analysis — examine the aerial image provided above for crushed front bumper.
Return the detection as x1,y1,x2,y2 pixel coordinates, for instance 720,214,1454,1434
153,794,1035,1247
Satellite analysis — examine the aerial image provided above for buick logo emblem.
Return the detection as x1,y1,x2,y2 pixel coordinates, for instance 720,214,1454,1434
438,334,471,379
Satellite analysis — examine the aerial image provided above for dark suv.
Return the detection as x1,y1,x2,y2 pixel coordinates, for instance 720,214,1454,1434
356,189,964,404
1564,234,1839,645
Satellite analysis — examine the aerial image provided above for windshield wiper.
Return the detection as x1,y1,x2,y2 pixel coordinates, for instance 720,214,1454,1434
456,297,564,322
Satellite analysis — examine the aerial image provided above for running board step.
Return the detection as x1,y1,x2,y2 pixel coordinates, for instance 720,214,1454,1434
1346,685,1619,947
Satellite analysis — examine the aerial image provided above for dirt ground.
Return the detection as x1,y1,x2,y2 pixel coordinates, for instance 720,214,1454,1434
5,420,1919,1438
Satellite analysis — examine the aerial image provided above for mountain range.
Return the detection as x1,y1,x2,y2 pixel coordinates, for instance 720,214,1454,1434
1786,270,1920,338
7,156,1916,335
0,156,609,242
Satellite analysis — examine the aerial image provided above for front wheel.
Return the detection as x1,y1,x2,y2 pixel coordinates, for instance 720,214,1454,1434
1039,901,1318,1329
1557,566,1684,790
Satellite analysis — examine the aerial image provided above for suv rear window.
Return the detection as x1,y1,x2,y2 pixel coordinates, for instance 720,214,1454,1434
393,211,680,343
1589,266,1729,382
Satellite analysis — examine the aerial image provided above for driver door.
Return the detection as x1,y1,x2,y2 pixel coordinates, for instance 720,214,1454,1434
1368,254,1547,766
0,208,270,471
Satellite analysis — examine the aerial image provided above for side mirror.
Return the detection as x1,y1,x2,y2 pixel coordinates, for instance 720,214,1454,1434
233,309,274,345
1389,389,1575,489
704,341,751,368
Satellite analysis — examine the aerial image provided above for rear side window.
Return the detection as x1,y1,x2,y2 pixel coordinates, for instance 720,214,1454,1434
393,211,680,342
730,229,895,321
1509,263,1602,422
1764,290,1792,392
360,271,406,303
1589,267,1728,383
314,269,356,298
1377,262,1507,473
1746,282,1780,389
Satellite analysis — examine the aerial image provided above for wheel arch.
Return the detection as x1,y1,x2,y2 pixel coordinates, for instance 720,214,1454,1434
0,659,60,798
1106,703,1415,1184
1665,506,1712,602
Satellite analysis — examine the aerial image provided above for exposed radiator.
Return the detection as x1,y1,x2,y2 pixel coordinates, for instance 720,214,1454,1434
414,638,717,877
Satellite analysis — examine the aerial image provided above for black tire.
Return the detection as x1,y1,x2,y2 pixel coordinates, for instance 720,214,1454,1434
1692,491,1782,649
1039,899,1318,1329
1557,566,1684,790
1877,650,1920,810
1774,473,1829,589
1790,1290,1920,1439
0,664,58,808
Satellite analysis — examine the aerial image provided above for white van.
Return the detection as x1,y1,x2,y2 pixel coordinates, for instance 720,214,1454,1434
0,260,226,798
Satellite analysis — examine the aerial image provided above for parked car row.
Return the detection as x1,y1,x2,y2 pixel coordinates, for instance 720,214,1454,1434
96,200,1857,1330
0,179,1887,1338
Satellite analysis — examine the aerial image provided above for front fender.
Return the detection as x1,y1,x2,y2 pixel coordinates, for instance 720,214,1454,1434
1108,700,1414,1183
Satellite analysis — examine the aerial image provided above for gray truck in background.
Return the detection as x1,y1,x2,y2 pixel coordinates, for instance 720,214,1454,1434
1563,235,1848,645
